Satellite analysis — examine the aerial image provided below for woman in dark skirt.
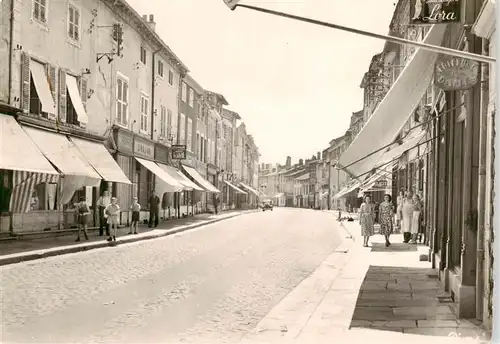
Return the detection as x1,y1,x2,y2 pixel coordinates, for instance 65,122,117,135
76,197,90,242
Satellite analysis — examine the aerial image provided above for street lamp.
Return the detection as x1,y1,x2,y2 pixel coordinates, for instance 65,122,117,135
222,1,495,64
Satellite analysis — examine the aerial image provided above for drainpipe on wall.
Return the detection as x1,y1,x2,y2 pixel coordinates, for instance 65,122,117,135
8,0,15,105
475,38,489,321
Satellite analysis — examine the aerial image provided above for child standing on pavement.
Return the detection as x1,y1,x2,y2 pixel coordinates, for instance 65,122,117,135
105,197,120,242
75,197,90,242
129,197,141,235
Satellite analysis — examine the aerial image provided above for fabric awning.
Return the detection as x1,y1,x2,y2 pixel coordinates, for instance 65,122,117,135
135,157,183,192
337,24,446,178
0,115,58,174
182,165,220,193
71,137,131,184
333,181,361,200
373,130,427,170
66,75,89,125
273,193,284,198
224,180,247,194
359,161,397,192
23,126,101,179
30,61,56,114
158,163,203,191
239,182,260,196
296,173,310,181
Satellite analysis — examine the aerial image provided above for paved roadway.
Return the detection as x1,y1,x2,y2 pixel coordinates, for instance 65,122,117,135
0,208,342,343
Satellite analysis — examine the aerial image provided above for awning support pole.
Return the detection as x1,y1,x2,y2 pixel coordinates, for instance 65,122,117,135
235,4,495,64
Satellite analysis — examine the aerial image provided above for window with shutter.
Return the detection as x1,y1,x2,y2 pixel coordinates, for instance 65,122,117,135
21,53,31,113
80,78,87,111
160,106,166,137
116,74,129,126
140,94,149,132
46,64,57,120
58,69,67,122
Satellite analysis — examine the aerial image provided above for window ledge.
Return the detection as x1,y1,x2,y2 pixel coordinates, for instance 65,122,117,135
66,38,82,50
30,18,49,32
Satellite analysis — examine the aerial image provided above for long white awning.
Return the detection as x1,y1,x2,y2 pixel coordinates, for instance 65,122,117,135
23,126,101,180
0,115,58,174
224,180,247,194
135,157,183,192
71,137,131,184
373,130,427,169
66,75,89,125
239,182,260,196
158,163,203,191
337,24,446,178
30,61,56,115
359,161,397,193
182,165,220,193
333,181,361,200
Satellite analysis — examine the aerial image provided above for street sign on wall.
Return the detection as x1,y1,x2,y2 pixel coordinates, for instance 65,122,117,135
410,0,461,25
171,145,187,160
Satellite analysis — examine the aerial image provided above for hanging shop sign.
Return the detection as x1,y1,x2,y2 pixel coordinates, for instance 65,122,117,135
115,129,134,155
435,55,480,91
155,144,170,164
134,137,155,160
374,179,388,189
171,144,187,160
410,0,461,25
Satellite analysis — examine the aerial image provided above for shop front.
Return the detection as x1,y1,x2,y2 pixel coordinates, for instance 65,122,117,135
114,127,182,225
1,113,132,234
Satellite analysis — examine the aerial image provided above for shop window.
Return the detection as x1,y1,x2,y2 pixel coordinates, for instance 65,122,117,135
0,170,12,212
31,183,58,211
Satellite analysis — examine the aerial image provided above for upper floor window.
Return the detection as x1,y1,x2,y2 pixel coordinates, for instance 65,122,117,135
140,93,149,132
181,82,187,102
116,75,129,126
160,106,166,137
68,4,80,41
33,0,48,24
188,88,194,107
157,60,164,78
168,69,174,86
140,46,147,65
167,109,173,138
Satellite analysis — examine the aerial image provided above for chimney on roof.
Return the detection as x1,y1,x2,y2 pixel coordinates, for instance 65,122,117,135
286,156,291,168
317,152,321,160
299,159,303,166
143,14,156,32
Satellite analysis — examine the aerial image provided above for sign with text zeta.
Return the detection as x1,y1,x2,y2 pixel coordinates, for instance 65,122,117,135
410,0,461,25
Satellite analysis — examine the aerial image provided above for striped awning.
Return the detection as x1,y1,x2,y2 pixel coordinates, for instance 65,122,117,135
9,171,59,213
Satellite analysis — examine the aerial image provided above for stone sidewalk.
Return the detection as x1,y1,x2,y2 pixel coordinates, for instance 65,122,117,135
0,210,255,266
239,215,491,344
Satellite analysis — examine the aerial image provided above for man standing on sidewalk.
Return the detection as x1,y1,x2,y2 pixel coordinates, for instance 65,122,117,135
97,190,111,236
148,190,160,228
213,196,220,214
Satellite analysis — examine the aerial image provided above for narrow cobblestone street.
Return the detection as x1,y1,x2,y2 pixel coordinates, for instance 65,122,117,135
0,208,342,343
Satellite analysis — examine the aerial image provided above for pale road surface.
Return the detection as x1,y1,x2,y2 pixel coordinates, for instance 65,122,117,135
0,208,342,343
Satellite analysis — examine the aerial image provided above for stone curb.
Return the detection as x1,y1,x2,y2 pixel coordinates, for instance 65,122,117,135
0,211,253,267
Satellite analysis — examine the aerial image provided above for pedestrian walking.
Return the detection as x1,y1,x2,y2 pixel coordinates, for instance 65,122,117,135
129,197,141,235
401,190,415,243
379,194,394,247
97,190,111,236
396,190,404,230
75,197,90,242
105,197,120,242
359,195,375,247
409,194,422,244
214,196,220,214
148,190,160,228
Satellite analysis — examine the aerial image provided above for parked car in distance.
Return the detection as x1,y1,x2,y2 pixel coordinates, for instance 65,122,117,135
262,201,273,211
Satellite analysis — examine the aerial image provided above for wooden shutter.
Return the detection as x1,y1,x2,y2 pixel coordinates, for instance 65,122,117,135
46,64,57,120
79,78,88,110
58,69,67,123
21,52,31,113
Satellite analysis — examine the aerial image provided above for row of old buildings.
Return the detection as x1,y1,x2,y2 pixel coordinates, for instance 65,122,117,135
0,0,260,235
259,0,496,330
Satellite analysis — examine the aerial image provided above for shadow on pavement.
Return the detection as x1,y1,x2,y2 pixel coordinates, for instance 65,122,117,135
349,265,491,341
369,242,418,252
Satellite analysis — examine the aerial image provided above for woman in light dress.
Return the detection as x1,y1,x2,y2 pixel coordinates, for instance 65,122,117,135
410,194,422,244
401,191,415,243
379,194,395,247
396,191,404,230
359,195,376,247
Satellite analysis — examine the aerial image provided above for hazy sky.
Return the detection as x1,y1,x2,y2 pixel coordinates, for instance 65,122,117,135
127,0,396,164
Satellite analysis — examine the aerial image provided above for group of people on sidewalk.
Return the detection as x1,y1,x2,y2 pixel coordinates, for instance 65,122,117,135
74,190,164,243
358,190,423,247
